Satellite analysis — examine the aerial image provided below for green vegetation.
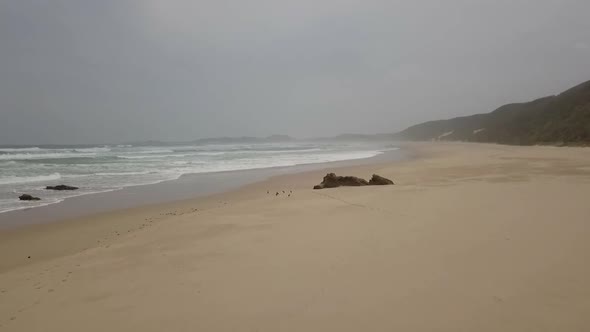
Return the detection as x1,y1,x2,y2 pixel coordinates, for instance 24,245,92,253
394,80,590,145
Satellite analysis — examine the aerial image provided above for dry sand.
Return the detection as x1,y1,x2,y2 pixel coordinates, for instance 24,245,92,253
1,142,589,331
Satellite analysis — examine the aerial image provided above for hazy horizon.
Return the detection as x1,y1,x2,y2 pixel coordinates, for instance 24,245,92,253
0,133,396,148
2,0,590,145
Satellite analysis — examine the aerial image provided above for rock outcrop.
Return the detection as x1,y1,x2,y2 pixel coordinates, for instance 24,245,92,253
19,194,41,201
46,185,79,191
368,174,394,185
313,173,369,189
313,173,394,189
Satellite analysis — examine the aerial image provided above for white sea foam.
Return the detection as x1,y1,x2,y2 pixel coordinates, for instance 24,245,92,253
94,171,152,176
233,148,324,154
0,147,42,152
125,149,175,154
73,147,111,153
117,154,187,159
0,152,98,160
0,197,64,213
0,173,61,185
193,151,226,156
0,187,124,214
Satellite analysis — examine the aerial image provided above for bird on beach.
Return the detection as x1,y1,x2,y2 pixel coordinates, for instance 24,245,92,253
276,192,279,196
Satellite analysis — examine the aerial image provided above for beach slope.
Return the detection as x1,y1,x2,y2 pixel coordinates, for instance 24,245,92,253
1,142,590,331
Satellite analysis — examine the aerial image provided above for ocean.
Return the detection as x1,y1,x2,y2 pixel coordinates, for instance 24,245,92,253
0,141,396,214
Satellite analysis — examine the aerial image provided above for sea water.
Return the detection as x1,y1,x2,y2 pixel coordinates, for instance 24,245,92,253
0,141,396,213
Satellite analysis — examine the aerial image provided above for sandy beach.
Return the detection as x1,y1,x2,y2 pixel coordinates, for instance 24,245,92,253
1,142,589,331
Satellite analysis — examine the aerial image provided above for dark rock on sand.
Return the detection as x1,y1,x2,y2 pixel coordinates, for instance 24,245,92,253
313,173,369,189
313,173,395,189
368,174,394,185
46,185,79,191
19,194,41,201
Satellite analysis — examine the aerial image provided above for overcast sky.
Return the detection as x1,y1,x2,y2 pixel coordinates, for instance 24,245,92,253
1,0,589,145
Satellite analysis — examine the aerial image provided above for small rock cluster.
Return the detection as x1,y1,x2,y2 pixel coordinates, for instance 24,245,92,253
18,184,79,201
313,173,394,190
46,185,79,191
19,194,41,201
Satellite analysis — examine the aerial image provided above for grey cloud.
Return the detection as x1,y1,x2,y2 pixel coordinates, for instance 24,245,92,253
1,0,590,144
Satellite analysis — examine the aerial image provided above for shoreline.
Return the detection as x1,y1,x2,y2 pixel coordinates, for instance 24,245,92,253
2,142,589,331
0,147,407,229
0,146,411,272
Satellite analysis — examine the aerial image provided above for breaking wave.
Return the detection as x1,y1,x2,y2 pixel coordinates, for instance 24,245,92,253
0,173,62,185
